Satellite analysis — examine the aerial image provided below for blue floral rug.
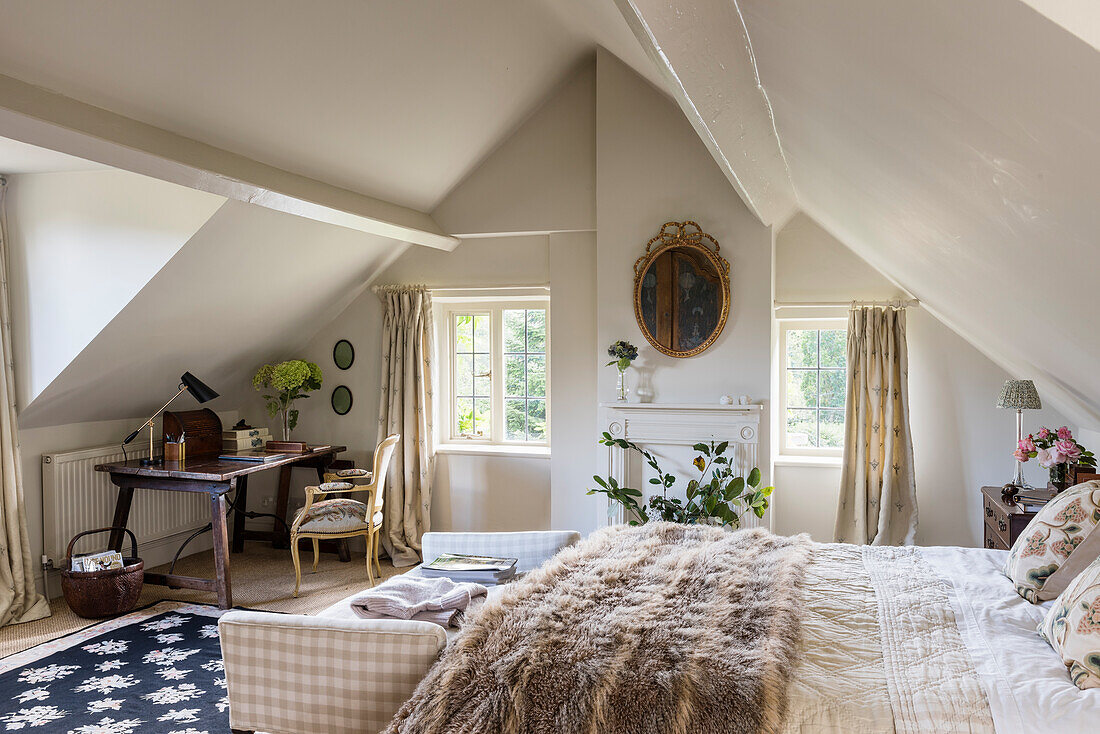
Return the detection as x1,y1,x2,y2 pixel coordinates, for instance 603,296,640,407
0,601,231,733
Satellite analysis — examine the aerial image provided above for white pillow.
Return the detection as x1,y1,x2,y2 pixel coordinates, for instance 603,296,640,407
1038,552,1100,689
1003,481,1100,602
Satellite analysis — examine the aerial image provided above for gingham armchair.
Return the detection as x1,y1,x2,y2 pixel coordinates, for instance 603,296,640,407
219,529,581,734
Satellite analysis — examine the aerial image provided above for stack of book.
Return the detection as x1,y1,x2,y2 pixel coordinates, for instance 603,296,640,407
420,553,518,584
223,427,272,452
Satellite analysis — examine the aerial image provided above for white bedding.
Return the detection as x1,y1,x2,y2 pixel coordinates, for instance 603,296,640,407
922,546,1099,733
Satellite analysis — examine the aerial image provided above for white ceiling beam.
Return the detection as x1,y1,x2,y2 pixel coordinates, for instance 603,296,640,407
612,0,798,227
0,73,458,251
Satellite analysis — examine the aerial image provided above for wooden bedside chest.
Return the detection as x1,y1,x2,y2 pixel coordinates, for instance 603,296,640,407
981,485,1039,550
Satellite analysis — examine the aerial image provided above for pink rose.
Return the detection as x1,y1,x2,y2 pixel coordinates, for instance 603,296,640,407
1037,427,1052,440
1056,439,1082,462
1037,447,1062,468
1057,426,1073,441
1013,447,1030,463
1019,436,1037,454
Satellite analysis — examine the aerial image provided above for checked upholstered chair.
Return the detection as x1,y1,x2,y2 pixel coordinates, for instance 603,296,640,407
290,433,399,596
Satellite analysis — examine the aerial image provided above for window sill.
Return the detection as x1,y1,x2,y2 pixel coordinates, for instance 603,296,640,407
436,444,551,459
775,455,843,469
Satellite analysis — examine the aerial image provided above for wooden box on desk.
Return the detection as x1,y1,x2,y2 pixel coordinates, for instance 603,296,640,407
981,486,1038,550
163,408,222,457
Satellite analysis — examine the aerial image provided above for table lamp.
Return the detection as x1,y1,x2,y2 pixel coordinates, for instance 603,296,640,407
997,379,1041,492
123,371,219,466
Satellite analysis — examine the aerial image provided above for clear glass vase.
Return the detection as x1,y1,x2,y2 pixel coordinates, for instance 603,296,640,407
616,368,628,402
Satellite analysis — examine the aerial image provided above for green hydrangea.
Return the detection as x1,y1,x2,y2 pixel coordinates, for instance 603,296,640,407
252,360,323,438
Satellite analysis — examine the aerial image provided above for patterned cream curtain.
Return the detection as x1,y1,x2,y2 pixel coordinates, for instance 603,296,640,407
0,178,50,626
834,306,918,545
376,285,435,567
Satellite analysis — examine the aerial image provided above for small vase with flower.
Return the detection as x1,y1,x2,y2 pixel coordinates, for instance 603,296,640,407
606,340,638,402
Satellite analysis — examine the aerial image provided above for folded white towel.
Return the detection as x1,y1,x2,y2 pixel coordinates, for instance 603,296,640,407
349,576,487,627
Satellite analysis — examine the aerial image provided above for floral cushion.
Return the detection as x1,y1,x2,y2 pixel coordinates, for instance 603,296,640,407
1038,552,1100,689
334,468,372,479
295,498,382,533
1003,481,1100,602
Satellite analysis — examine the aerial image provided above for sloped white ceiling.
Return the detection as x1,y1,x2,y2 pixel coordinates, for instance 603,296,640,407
6,169,226,408
0,0,593,212
18,199,401,428
734,0,1100,427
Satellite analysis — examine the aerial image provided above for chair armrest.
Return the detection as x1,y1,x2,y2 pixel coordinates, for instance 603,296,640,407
219,611,445,734
421,530,581,573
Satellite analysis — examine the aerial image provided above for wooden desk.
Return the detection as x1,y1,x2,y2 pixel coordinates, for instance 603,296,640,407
95,446,346,608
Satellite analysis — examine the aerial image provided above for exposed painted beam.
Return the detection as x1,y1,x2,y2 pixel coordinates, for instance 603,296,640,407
0,73,458,251
613,0,798,227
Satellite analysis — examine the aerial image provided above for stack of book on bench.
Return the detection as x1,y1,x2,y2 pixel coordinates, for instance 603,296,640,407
420,553,518,584
222,426,272,451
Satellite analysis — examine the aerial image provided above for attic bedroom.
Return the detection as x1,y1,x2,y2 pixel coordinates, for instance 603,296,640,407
0,1,1097,733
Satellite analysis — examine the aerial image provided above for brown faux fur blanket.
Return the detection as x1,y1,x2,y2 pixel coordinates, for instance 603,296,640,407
386,523,813,734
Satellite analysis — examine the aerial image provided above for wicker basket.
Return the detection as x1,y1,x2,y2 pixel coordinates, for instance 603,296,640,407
61,527,144,619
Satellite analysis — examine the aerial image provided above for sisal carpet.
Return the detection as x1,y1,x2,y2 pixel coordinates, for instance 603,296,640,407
0,542,406,659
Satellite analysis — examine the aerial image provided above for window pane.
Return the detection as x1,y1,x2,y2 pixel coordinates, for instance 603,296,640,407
527,355,546,398
473,354,491,397
786,329,817,368
504,309,526,353
527,399,547,441
473,398,491,436
786,369,817,408
786,409,818,447
454,314,473,352
455,397,473,436
820,330,846,368
819,369,846,409
454,354,473,395
820,409,845,448
505,398,526,441
474,313,491,352
527,310,546,353
505,355,526,397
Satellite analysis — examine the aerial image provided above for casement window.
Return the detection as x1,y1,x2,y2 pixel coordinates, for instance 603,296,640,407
438,297,549,447
779,321,847,456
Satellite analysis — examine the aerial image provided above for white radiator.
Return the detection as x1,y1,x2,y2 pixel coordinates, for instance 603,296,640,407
42,442,209,565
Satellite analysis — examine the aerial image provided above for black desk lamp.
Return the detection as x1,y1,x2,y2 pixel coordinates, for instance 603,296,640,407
123,372,219,466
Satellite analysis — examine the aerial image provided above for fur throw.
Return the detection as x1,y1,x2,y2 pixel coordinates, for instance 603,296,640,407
386,523,813,734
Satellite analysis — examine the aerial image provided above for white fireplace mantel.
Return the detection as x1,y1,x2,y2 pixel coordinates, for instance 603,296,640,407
597,402,765,528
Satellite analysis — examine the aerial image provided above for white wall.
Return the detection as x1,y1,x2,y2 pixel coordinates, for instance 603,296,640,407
772,213,1073,545
6,170,225,407
595,49,773,470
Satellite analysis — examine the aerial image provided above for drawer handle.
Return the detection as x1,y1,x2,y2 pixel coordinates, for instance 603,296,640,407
986,538,996,549
985,506,993,517
998,519,1007,532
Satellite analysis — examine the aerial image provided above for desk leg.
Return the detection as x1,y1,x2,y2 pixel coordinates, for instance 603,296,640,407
232,475,248,554
315,465,352,563
211,493,233,609
272,465,292,549
108,486,134,552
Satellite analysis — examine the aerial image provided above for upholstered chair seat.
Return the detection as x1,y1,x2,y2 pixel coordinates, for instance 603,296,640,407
294,498,384,534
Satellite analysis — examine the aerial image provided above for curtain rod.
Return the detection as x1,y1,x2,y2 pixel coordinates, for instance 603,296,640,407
429,285,549,292
774,299,919,309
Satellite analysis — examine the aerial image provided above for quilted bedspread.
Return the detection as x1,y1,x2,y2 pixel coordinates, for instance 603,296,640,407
783,543,994,733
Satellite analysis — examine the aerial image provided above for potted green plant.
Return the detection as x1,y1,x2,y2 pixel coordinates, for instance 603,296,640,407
587,432,773,527
252,360,323,441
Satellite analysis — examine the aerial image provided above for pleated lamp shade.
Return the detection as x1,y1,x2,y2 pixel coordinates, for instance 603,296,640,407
996,379,1041,410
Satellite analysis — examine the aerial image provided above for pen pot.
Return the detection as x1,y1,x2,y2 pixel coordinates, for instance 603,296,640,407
164,441,185,462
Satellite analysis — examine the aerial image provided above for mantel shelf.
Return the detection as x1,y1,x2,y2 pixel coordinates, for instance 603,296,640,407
599,402,763,412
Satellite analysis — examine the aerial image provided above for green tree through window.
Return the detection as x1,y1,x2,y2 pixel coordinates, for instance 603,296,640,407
784,327,846,450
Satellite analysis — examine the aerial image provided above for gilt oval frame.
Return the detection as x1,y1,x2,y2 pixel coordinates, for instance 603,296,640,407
633,221,730,358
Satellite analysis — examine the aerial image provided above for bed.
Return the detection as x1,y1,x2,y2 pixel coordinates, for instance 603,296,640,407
220,527,1100,734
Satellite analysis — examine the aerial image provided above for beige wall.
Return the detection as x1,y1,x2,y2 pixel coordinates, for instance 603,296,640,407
772,214,1073,545
595,49,774,471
